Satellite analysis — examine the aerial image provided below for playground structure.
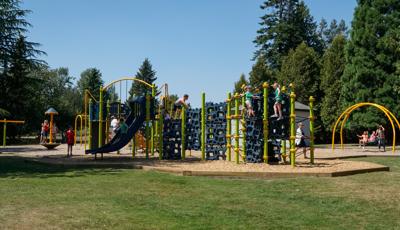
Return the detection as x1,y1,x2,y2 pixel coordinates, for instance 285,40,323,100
80,77,316,167
1,119,25,147
332,102,400,152
41,107,60,149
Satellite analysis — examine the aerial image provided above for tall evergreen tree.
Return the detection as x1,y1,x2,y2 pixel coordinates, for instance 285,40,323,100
278,42,320,104
320,35,346,132
2,36,44,130
77,68,104,100
129,58,157,97
249,55,274,89
341,0,400,130
254,0,322,69
0,1,45,118
319,19,348,48
233,74,249,94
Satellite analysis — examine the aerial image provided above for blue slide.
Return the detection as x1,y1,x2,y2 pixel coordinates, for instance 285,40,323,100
85,96,146,155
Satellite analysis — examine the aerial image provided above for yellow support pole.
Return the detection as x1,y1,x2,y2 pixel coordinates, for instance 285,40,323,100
49,114,54,144
181,106,186,160
226,92,232,161
98,86,104,148
309,96,315,164
201,92,206,160
88,99,92,149
289,91,296,167
241,96,246,162
263,82,269,163
234,93,240,164
151,85,156,156
159,110,163,160
145,94,151,159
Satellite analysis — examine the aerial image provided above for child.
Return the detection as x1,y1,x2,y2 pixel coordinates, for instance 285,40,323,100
173,94,189,118
243,85,257,116
119,118,128,135
357,131,368,149
40,120,49,143
271,83,283,120
368,131,377,144
66,126,75,157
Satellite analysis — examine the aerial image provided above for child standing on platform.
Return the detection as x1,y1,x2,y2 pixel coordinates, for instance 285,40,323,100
271,83,283,120
243,85,257,117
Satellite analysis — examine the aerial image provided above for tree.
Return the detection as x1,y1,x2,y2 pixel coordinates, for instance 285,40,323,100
341,0,400,130
0,0,45,77
39,67,81,130
1,36,44,132
233,74,249,94
129,58,157,97
0,1,45,124
320,35,346,132
253,0,323,69
319,19,348,48
77,68,104,100
277,42,320,104
249,55,274,89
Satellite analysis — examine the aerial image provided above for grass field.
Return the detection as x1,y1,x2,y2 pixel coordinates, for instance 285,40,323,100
0,156,399,229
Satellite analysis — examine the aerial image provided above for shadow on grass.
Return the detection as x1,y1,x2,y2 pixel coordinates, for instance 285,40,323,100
0,155,128,179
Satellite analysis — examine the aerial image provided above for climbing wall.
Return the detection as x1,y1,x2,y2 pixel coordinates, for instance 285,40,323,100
185,108,201,151
162,119,182,160
205,102,227,160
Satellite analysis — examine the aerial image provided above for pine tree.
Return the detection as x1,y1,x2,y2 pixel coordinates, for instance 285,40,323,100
249,55,274,89
77,68,104,100
320,35,346,132
233,74,249,94
254,0,323,69
319,19,348,48
4,37,38,119
0,1,45,117
277,42,320,104
0,0,30,74
341,0,400,130
129,58,157,97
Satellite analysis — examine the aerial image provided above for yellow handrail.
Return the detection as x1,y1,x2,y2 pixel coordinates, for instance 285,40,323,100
102,77,154,91
0,120,25,123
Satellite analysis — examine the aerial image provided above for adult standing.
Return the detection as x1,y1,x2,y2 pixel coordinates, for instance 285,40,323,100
295,122,308,158
377,125,385,152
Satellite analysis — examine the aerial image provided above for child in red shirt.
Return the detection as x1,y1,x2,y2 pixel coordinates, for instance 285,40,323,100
65,126,75,157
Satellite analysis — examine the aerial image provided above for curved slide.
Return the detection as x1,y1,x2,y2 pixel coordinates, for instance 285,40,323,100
86,96,146,155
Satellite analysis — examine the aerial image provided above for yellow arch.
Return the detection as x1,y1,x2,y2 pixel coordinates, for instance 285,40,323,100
332,103,400,152
103,77,154,91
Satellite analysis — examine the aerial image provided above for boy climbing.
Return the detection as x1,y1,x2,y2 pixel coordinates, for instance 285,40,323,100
173,94,189,118
271,83,283,120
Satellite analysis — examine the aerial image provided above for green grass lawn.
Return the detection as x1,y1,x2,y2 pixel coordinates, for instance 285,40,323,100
0,156,399,229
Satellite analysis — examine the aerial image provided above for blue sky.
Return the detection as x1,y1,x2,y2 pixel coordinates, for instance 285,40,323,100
23,0,357,107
